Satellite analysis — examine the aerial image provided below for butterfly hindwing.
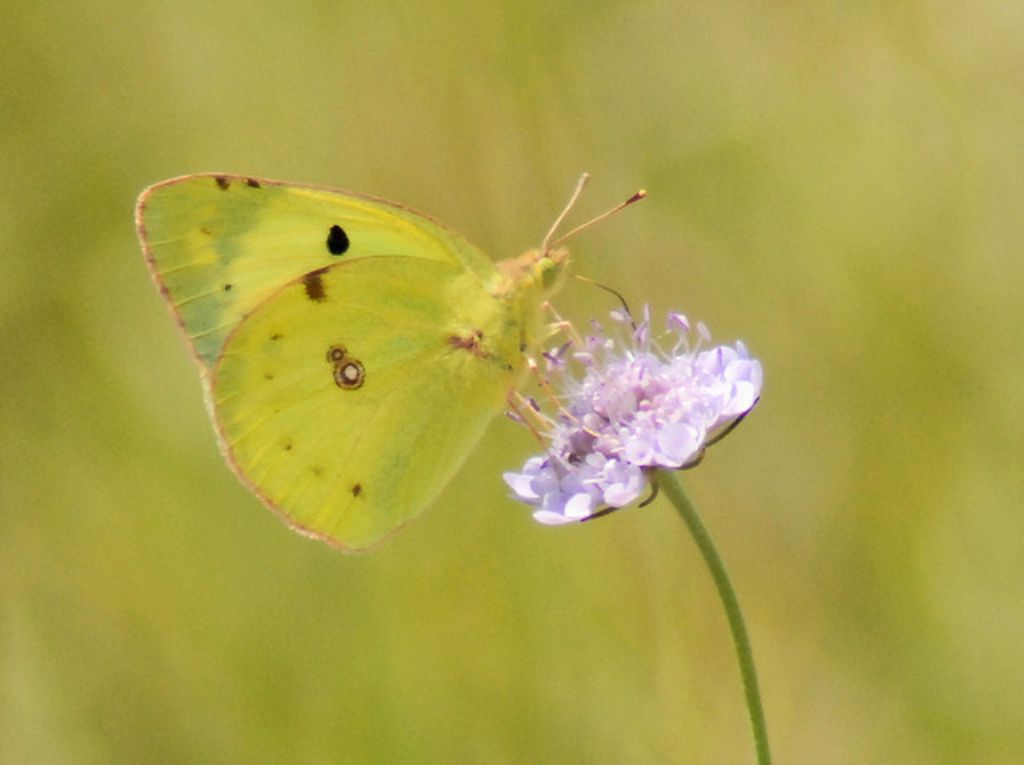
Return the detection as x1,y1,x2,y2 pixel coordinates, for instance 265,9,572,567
211,255,522,550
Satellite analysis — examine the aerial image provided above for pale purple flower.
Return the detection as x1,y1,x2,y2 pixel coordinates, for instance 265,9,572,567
504,307,763,525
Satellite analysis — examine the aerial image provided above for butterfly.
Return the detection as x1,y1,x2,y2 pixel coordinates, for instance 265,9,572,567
136,173,642,551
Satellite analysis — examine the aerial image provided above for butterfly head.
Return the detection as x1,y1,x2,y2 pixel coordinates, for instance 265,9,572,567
534,245,571,295
497,246,570,301
494,176,644,351
514,175,645,299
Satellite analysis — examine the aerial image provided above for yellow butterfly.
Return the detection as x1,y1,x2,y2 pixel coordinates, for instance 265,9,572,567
136,173,641,550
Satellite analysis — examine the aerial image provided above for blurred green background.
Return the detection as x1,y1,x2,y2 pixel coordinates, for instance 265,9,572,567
3,2,1022,762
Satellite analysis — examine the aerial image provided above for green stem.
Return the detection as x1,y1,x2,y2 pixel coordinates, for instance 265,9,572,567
657,470,771,765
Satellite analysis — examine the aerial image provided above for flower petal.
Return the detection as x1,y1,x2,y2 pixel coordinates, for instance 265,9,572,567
505,306,762,526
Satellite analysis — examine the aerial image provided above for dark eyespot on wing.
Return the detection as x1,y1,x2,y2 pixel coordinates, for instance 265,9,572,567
270,333,283,341
223,283,233,291
283,440,293,452
333,359,365,390
326,225,350,255
246,178,261,188
325,344,365,389
303,268,329,302
351,483,362,497
214,176,229,190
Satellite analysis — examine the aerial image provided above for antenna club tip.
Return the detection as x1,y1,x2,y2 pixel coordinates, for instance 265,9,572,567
622,189,647,206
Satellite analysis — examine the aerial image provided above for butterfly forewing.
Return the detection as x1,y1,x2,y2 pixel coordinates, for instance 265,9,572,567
137,174,496,369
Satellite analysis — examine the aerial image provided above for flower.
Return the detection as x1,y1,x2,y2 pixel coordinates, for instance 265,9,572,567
504,306,763,525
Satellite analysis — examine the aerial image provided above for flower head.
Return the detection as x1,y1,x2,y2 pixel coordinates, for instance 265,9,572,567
504,306,762,525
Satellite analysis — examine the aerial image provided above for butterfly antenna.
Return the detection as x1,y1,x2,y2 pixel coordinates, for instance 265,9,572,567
541,173,591,254
549,188,647,250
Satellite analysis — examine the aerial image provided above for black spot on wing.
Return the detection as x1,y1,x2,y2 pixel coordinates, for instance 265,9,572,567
223,283,233,291
303,268,329,302
214,176,229,190
246,178,261,188
326,225,350,255
351,483,362,497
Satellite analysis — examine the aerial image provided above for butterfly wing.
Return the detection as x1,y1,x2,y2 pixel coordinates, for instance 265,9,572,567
137,174,527,549
211,256,521,550
136,173,497,370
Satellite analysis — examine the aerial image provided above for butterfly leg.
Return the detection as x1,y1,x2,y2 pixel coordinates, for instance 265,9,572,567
506,390,555,444
541,301,585,348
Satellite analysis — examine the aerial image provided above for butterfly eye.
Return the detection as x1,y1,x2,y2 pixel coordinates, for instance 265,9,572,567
537,256,563,291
